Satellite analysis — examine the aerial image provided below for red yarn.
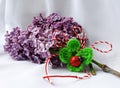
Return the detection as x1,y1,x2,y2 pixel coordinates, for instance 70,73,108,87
72,26,87,48
45,57,51,83
90,41,112,53
52,26,87,48
43,55,91,84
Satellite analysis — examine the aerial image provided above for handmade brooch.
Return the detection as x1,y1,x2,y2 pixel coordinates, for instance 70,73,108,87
59,38,93,72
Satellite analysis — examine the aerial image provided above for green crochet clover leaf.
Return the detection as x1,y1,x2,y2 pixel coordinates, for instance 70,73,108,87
67,38,81,52
67,62,84,72
59,48,72,64
59,38,93,72
76,47,93,65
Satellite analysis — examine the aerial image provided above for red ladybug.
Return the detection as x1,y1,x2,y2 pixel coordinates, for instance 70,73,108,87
70,56,81,67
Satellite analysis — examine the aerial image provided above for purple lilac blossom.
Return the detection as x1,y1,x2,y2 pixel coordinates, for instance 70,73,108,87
4,13,87,67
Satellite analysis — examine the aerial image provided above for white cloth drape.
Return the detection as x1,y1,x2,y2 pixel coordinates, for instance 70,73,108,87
0,0,120,88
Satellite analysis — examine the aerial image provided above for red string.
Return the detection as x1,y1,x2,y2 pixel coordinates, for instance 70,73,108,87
72,26,113,53
43,74,90,80
90,41,112,53
52,26,87,48
43,55,91,84
72,26,87,48
45,57,51,83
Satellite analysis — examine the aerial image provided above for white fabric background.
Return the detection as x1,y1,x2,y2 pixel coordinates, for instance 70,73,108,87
0,0,120,88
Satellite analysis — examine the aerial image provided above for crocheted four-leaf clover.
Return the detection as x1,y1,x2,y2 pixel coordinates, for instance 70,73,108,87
59,38,93,72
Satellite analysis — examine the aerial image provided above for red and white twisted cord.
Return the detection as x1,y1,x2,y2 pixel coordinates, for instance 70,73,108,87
72,26,87,48
90,41,112,53
43,55,91,84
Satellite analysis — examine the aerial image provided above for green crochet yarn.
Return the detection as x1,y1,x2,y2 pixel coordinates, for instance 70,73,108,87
59,48,72,64
59,38,93,72
67,63,84,72
81,47,93,65
75,50,82,56
76,47,93,65
67,38,80,52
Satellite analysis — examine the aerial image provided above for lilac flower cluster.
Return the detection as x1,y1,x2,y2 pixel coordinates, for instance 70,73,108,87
4,13,86,66
4,26,52,63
